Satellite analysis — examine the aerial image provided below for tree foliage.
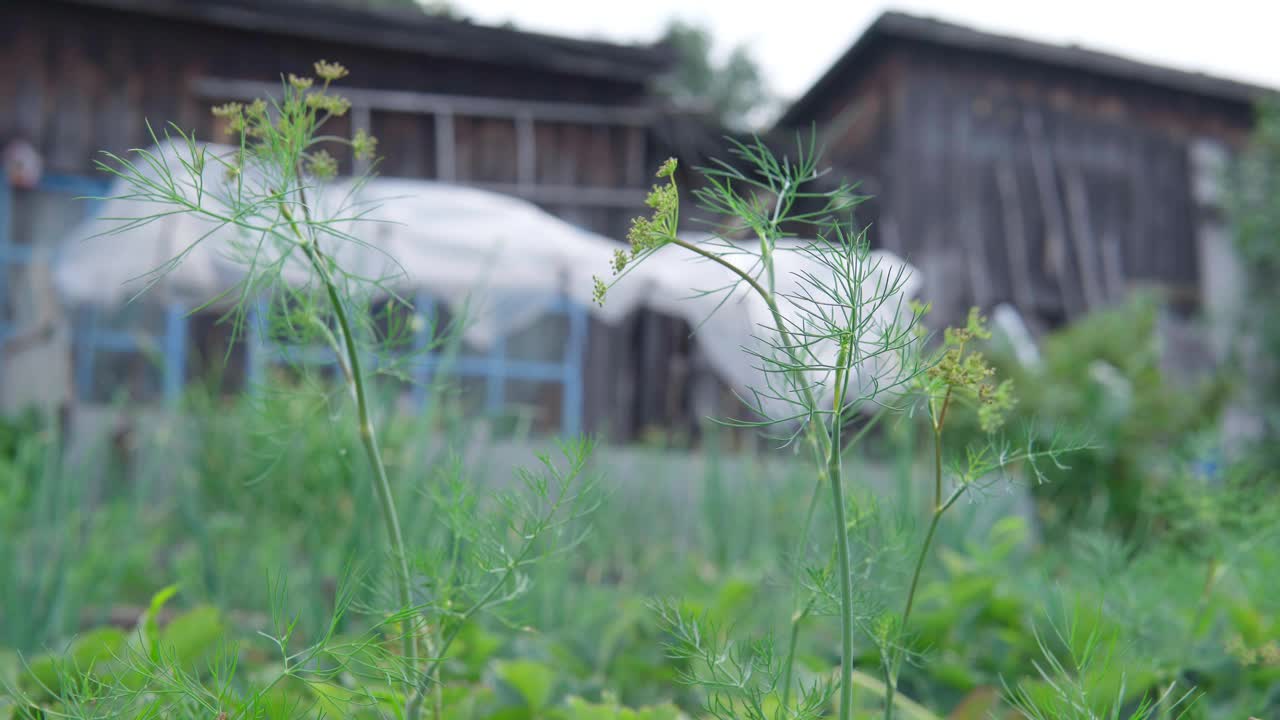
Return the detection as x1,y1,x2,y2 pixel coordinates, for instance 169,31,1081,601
1227,98,1280,445
656,19,772,130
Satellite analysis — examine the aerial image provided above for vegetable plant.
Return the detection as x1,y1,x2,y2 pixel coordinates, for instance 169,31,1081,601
595,139,1078,720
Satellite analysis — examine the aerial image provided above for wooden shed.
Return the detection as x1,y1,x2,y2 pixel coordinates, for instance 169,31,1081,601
777,11,1269,333
0,0,718,439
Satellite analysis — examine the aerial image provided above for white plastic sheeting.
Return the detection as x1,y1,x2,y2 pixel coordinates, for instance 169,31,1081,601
54,141,919,411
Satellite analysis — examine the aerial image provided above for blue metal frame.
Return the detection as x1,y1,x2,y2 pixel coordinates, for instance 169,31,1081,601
70,302,189,406
249,292,589,436
0,173,107,347
0,170,189,406
2,170,588,429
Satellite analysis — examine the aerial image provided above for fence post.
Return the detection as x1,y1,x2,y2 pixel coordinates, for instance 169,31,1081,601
246,300,267,389
562,296,587,438
163,302,188,405
412,291,437,408
485,324,507,416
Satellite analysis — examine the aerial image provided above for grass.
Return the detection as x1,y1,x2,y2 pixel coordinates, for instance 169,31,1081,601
3,396,1277,718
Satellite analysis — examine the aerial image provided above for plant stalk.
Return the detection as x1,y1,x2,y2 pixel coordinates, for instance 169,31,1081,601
282,201,420,709
884,419,947,720
781,411,885,709
830,452,856,720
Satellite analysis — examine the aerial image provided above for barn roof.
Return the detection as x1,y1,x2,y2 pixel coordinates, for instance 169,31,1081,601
57,0,673,83
780,11,1273,127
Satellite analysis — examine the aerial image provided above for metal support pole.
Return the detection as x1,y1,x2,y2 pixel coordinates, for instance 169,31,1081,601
163,302,188,405
562,296,587,438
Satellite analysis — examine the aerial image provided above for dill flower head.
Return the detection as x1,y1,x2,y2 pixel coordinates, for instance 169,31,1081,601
305,92,352,117
926,308,1017,432
211,102,246,135
352,128,378,162
307,149,338,180
314,60,350,82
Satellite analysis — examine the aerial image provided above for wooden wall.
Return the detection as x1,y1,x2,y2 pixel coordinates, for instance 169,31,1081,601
804,40,1255,331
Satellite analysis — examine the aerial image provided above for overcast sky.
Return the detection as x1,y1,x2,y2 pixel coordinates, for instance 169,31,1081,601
454,1,1277,103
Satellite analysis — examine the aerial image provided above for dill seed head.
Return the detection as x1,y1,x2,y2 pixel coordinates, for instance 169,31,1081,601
305,92,352,117
352,128,378,162
592,276,608,306
307,149,338,180
314,60,350,81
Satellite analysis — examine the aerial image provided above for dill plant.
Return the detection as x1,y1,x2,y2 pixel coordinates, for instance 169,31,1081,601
95,59,425,698
597,139,1078,720
11,62,596,719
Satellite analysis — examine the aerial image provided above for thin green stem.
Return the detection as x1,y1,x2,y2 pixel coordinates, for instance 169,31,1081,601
668,233,872,718
885,419,949,720
281,201,420,710
828,342,856,720
780,599,814,710
780,411,885,709
667,235,832,454
829,432,856,720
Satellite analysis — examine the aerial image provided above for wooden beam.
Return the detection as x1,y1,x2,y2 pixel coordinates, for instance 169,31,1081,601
193,77,656,126
1062,165,1106,310
470,182,645,208
995,158,1037,313
515,111,536,191
434,111,456,181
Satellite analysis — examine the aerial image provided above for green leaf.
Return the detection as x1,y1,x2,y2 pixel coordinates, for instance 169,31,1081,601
157,605,224,671
493,659,556,711
141,584,180,660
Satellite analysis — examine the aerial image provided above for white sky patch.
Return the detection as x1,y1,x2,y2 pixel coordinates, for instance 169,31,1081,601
453,0,1278,103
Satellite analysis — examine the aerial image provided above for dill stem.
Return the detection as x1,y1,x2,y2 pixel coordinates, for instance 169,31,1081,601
830,448,856,720
827,346,856,720
885,419,946,720
281,200,420,710
314,243,419,703
781,411,885,709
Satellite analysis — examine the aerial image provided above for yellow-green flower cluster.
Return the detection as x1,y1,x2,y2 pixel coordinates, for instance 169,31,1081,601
928,308,1016,433
352,128,378,162
212,99,270,138
314,60,350,82
307,149,338,180
210,60,379,180
305,91,351,117
593,158,680,305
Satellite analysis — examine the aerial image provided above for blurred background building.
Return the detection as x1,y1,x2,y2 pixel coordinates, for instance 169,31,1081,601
1,0,1271,442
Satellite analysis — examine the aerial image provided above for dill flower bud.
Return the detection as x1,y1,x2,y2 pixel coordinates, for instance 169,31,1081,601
592,276,608,306
288,73,314,90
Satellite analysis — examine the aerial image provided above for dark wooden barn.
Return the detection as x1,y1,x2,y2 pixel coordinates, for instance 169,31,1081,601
0,0,720,440
777,11,1269,332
